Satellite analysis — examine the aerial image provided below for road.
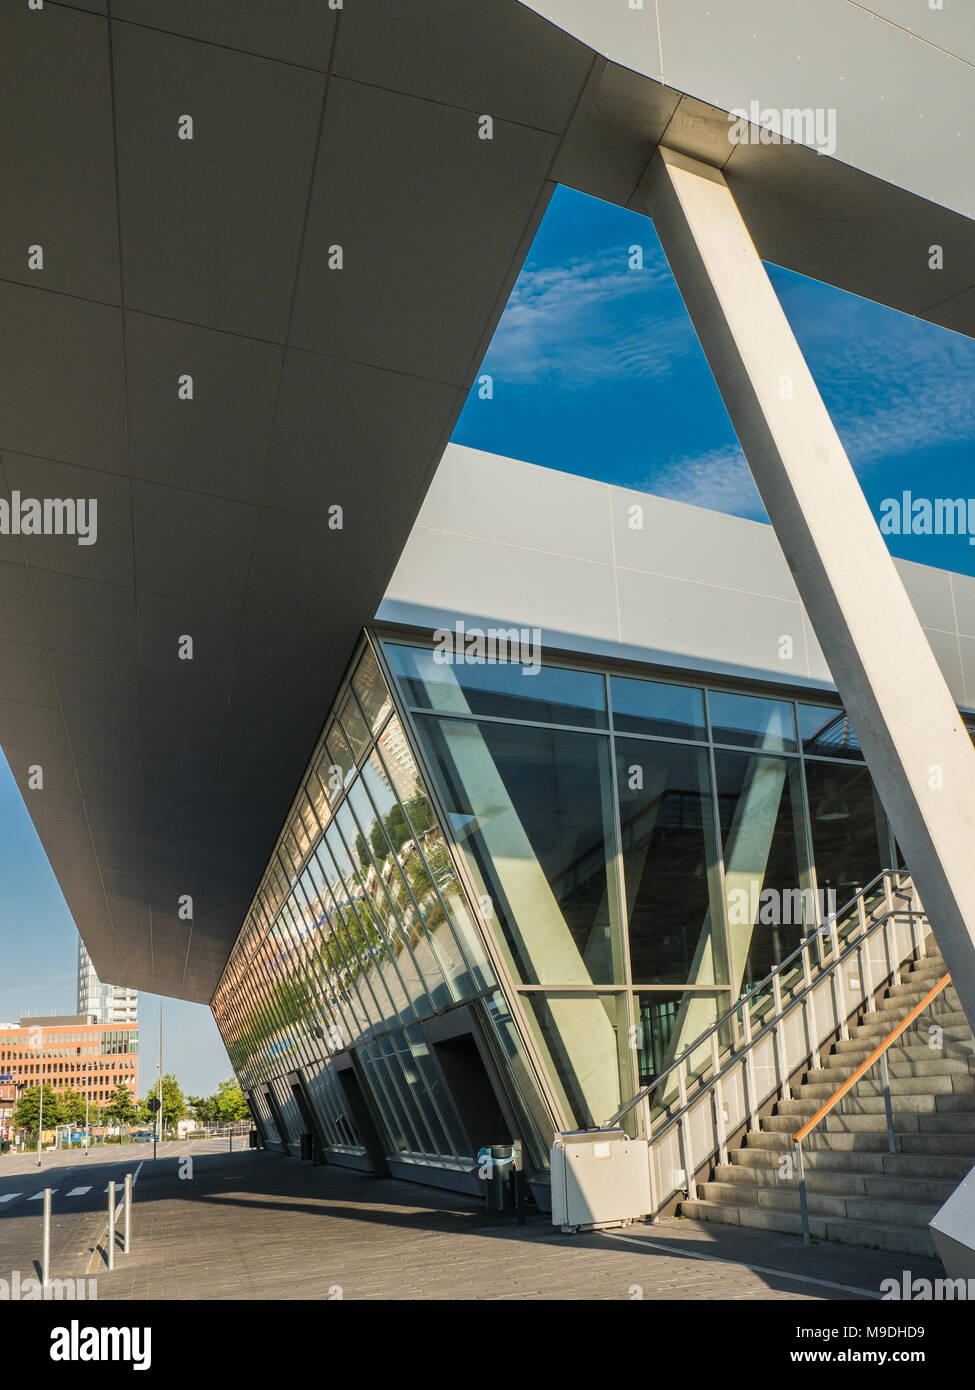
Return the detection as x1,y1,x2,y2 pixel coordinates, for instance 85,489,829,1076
0,1139,237,1286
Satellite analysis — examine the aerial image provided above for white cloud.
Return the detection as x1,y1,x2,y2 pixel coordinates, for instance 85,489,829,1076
641,446,769,522
485,250,695,384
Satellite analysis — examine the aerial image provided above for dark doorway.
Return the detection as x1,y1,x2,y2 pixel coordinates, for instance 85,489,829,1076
262,1087,290,1149
335,1059,389,1176
432,1032,512,1156
289,1074,326,1159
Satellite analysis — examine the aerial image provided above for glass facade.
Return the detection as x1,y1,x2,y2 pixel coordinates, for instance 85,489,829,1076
385,641,899,1133
212,639,553,1179
212,632,904,1181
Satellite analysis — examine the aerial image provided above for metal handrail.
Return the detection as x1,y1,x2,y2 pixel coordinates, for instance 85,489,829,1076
793,973,951,1145
601,868,914,1131
793,971,952,1243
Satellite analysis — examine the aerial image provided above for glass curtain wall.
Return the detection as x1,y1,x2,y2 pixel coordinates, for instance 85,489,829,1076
212,638,552,1174
384,640,899,1131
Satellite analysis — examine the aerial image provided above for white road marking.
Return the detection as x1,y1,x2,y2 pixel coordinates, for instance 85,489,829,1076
600,1230,881,1300
0,1193,20,1203
27,1190,55,1200
66,1186,91,1197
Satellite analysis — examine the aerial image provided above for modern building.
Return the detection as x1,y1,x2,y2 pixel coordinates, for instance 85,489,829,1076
211,446,975,1204
77,936,139,1026
0,1015,139,1113
4,2,975,1256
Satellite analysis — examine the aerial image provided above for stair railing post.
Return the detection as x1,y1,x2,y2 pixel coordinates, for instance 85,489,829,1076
796,1140,810,1244
801,942,820,1071
710,1030,727,1165
857,897,876,1013
107,1180,116,1271
741,1005,758,1131
41,1187,51,1290
123,1172,132,1254
676,1063,696,1199
879,1051,897,1155
883,871,894,917
772,973,790,1100
830,919,850,1039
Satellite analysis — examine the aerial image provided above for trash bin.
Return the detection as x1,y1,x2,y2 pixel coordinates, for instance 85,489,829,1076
299,1132,313,1161
248,1129,258,1149
476,1142,522,1217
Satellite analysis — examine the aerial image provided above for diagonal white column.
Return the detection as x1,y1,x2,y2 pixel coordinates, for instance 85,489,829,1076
645,146,975,1033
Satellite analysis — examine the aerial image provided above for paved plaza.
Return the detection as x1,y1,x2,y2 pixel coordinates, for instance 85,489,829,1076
0,1142,944,1301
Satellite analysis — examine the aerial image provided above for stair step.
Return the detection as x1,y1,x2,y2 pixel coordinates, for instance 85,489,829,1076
701,1180,940,1230
798,1073,974,1098
714,1162,957,1205
745,1126,975,1155
761,1109,975,1134
680,1199,937,1257
811,1057,975,1080
731,1146,975,1179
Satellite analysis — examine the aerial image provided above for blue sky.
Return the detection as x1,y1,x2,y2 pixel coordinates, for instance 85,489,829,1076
0,746,229,1096
456,184,975,576
5,182,974,1093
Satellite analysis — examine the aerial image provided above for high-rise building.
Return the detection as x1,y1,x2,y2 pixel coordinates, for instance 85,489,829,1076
77,938,138,1027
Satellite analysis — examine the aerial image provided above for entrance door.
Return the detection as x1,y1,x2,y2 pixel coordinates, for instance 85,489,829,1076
432,1032,512,1157
334,1056,389,1176
262,1086,290,1149
288,1073,326,1159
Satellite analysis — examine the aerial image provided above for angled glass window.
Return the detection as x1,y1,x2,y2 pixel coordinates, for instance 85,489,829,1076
615,736,723,986
798,703,863,760
610,674,706,742
521,992,631,1131
804,760,890,902
385,641,607,728
713,750,813,992
708,690,797,753
353,645,393,735
413,716,624,987
338,689,371,762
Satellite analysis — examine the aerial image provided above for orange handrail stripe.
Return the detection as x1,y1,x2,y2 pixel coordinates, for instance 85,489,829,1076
792,972,951,1144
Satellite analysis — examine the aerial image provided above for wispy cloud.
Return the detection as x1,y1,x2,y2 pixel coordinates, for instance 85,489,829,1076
640,446,769,522
485,249,697,385
773,272,975,473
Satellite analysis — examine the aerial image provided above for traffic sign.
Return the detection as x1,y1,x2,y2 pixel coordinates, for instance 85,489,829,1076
147,1098,161,1113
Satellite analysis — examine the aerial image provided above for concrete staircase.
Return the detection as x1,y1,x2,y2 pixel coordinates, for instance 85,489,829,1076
681,944,975,1256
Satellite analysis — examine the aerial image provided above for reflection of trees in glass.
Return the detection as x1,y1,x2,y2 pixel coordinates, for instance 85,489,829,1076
218,763,474,1082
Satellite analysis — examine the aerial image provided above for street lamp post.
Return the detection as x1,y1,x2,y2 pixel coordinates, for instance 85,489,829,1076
36,1052,43,1168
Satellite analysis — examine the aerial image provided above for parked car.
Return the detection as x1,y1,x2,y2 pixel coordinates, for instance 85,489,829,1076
133,1130,154,1143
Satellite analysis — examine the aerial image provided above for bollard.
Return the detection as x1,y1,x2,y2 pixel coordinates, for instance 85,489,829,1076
107,1180,116,1271
123,1172,132,1254
41,1188,51,1288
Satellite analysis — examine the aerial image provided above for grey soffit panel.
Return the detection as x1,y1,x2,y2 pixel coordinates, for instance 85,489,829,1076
0,0,585,1004
3,0,975,1006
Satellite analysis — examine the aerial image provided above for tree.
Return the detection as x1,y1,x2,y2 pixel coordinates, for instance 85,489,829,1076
140,1074,186,1133
187,1094,218,1125
12,1084,58,1136
213,1079,249,1124
101,1083,138,1127
58,1088,89,1128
